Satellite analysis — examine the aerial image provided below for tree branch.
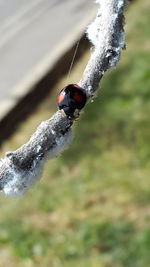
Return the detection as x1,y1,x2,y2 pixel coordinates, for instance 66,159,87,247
79,0,125,96
0,0,126,197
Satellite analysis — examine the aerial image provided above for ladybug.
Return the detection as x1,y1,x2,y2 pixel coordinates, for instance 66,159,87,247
58,84,87,119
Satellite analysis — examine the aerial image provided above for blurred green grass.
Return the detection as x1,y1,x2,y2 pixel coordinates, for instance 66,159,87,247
0,0,150,266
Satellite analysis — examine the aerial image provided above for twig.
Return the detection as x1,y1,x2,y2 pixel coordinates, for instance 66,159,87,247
0,0,126,196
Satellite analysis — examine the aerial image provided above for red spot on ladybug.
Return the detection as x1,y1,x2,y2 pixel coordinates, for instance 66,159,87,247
58,84,87,119
58,92,65,104
73,92,83,103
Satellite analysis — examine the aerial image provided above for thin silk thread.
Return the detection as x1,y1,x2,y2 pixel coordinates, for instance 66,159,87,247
66,38,81,82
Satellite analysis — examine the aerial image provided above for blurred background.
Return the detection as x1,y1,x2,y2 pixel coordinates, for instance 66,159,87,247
0,0,150,266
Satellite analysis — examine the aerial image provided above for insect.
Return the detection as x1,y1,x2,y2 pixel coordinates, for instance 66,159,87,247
58,84,87,119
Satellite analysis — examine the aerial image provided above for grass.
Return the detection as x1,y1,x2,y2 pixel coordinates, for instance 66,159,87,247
0,0,150,266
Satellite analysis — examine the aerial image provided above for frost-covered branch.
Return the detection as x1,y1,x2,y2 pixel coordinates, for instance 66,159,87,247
79,0,125,96
0,0,126,197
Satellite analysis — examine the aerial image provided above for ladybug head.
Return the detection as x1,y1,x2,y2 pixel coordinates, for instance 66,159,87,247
58,84,87,119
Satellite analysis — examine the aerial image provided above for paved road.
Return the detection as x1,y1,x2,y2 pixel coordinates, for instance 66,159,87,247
0,0,96,116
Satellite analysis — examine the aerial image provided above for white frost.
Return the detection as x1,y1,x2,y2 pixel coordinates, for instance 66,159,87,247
2,130,72,197
87,11,101,46
118,0,124,9
3,162,43,197
46,130,72,159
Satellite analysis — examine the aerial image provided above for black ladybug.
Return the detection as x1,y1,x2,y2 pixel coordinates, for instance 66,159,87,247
58,84,87,119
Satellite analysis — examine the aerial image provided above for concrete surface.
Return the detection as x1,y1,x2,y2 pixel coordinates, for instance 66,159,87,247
0,0,97,121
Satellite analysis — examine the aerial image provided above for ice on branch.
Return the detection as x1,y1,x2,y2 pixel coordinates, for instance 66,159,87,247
0,111,72,197
1,128,72,197
0,0,126,197
79,0,126,96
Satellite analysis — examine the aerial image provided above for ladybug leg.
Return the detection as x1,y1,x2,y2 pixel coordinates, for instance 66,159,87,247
74,109,80,119
71,109,80,121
